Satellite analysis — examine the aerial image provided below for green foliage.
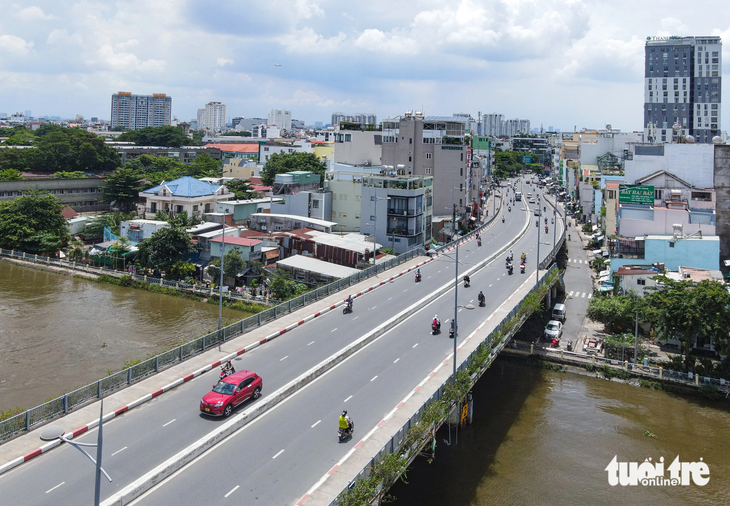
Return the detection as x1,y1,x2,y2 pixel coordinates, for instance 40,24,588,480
603,333,645,361
123,155,186,189
52,170,86,179
0,168,23,181
699,384,721,400
640,379,662,390
582,222,593,233
82,212,134,241
0,190,70,253
267,269,299,300
169,260,197,280
259,152,327,186
225,179,259,200
585,363,595,372
643,276,730,359
644,430,658,438
103,167,143,211
208,248,246,281
117,126,192,148
586,295,638,332
185,153,221,178
136,226,197,273
493,150,538,178
592,256,607,273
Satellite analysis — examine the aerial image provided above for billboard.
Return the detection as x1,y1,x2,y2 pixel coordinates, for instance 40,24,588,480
619,184,654,205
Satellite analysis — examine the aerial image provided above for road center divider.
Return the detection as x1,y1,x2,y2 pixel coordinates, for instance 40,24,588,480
102,205,530,506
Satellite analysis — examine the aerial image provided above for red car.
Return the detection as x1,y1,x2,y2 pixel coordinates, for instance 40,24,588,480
200,370,262,417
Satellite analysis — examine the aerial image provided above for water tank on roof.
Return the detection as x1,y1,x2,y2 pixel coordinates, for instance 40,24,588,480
712,136,723,144
685,135,695,143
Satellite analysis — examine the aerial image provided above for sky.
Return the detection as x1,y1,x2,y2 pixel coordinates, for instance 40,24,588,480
1,0,729,131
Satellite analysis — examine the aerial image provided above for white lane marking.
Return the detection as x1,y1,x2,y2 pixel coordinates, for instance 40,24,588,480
370,375,378,382
344,395,353,402
393,358,400,364
273,449,285,459
403,289,408,292
371,306,377,310
412,343,418,349
581,292,586,298
569,291,574,297
588,293,593,299
331,328,338,333
311,420,321,428
46,482,65,494
308,341,315,346
111,446,128,456
162,419,176,427
489,284,492,287
224,485,239,498
469,299,473,303
280,356,289,362
387,297,392,301
427,275,432,279
353,316,359,320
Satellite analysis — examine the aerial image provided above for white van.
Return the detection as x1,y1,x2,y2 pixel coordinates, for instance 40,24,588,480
551,303,566,322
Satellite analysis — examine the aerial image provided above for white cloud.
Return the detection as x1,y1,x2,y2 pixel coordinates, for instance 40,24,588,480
657,17,689,37
15,5,54,21
46,29,84,47
556,36,644,83
294,0,324,19
96,45,166,72
279,27,346,53
355,29,419,54
0,35,34,56
115,39,139,51
216,58,233,66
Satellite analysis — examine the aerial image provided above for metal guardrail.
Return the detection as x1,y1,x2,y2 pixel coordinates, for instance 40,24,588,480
538,194,566,270
0,247,422,442
332,264,558,505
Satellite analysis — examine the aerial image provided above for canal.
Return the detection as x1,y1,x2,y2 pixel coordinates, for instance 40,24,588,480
0,262,241,412
390,360,730,506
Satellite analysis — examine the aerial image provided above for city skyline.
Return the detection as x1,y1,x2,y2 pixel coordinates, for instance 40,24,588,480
1,1,729,130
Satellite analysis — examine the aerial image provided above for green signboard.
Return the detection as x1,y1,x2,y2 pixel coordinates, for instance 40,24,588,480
619,184,654,205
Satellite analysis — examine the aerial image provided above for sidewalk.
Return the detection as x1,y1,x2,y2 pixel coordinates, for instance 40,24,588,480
0,254,430,474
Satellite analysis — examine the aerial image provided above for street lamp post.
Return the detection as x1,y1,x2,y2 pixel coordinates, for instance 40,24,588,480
371,195,390,265
218,223,226,331
40,400,112,506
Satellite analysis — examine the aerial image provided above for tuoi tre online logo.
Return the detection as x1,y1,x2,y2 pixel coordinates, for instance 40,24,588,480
605,456,709,487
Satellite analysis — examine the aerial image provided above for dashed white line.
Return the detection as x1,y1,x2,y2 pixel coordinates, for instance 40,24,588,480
387,297,392,301
412,343,418,349
370,375,378,382
569,291,574,297
352,316,359,320
111,446,127,456
224,485,240,498
588,293,593,299
273,449,285,459
393,358,400,364
308,341,315,346
331,328,338,333
311,420,321,428
489,284,492,287
162,419,176,427
403,289,408,292
371,306,377,310
46,482,65,494
280,356,289,362
344,395,353,402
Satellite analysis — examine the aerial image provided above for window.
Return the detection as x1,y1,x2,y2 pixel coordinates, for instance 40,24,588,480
369,215,376,221
637,279,646,286
193,205,198,211
339,212,347,218
409,138,412,144
669,241,675,248
312,200,319,209
355,214,360,219
425,153,432,159
654,189,663,200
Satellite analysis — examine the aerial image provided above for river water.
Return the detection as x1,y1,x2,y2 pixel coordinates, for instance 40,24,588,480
390,360,730,506
0,262,240,412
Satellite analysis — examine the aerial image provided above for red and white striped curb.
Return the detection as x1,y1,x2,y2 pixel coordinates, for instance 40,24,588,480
0,257,442,477
296,273,535,505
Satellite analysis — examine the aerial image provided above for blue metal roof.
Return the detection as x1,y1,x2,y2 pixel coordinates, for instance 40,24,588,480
424,116,466,122
143,176,221,197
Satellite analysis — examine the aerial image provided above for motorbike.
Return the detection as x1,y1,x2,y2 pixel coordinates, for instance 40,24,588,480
219,364,236,382
545,226,549,234
502,217,505,223
431,321,441,335
508,207,511,212
520,263,525,274
521,254,526,263
550,338,560,348
478,296,486,307
477,238,482,247
449,327,455,339
567,341,573,352
507,264,513,275
535,220,538,227
415,272,422,282
343,302,353,314
338,418,354,442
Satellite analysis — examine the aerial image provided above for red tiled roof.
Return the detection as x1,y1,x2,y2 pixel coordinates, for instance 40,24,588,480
210,236,262,246
251,184,271,192
204,143,259,154
61,206,79,219
239,229,269,238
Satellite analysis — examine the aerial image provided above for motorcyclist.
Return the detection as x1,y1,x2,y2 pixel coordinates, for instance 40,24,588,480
432,315,441,331
346,295,353,310
521,252,526,262
464,274,470,287
544,217,548,225
449,320,455,339
502,216,505,223
339,410,352,434
478,291,485,306
221,360,234,377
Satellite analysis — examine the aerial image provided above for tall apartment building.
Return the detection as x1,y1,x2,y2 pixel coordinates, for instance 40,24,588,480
331,112,377,129
644,36,722,144
483,113,504,136
381,113,473,220
110,92,171,130
268,109,292,131
199,101,226,131
483,113,530,137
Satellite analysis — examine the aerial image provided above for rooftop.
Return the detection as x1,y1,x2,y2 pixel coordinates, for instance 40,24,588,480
210,236,262,247
251,213,337,227
204,143,259,154
143,176,224,197
276,254,360,279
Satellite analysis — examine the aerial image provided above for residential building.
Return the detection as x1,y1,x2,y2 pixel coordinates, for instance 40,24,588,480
483,113,531,137
110,92,172,130
604,182,621,236
483,113,504,136
119,219,170,244
610,234,719,273
200,102,226,132
312,141,335,167
625,142,715,188
204,143,259,160
272,171,321,195
612,265,664,296
325,170,365,232
280,229,376,268
270,190,332,222
0,176,108,212
331,112,377,129
115,145,222,165
267,109,292,131
644,36,722,143
276,255,360,284
360,174,433,255
334,130,382,166
193,226,239,260
252,124,281,140
259,140,311,163
210,236,262,262
216,198,283,226
381,112,471,222
221,158,259,179
248,213,336,233
714,144,730,259
140,176,231,216
233,117,267,132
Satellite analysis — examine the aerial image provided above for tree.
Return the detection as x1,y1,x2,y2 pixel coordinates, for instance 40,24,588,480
103,167,143,211
82,211,135,242
0,190,70,254
117,126,191,148
136,226,197,273
225,179,259,200
586,294,638,333
169,260,197,280
208,248,246,283
643,276,730,358
185,153,221,178
259,152,327,186
0,168,23,181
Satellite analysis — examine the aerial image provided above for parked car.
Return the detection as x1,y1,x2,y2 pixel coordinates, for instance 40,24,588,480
551,303,566,322
200,370,262,417
544,320,563,340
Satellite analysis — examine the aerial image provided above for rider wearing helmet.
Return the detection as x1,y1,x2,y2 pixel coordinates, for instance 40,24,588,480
339,410,351,431
346,295,353,309
478,290,485,305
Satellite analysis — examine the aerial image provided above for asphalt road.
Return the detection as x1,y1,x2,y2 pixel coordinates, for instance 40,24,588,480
0,178,563,506
559,220,595,350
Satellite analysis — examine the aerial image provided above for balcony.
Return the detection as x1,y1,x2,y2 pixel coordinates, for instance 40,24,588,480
387,207,423,217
